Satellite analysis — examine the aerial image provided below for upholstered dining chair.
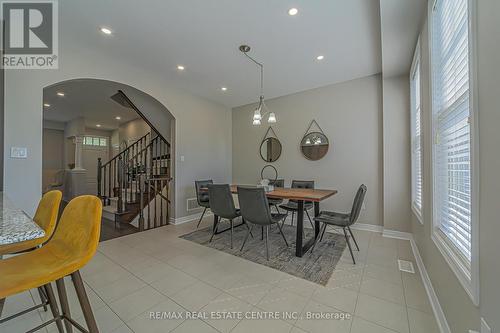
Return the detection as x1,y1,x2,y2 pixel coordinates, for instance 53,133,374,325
312,184,367,264
279,180,315,229
267,179,284,213
237,186,289,261
195,179,213,228
0,190,62,313
208,184,242,249
0,195,102,333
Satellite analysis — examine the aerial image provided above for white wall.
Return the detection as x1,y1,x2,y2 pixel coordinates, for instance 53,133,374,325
232,75,383,226
3,43,232,219
382,75,411,232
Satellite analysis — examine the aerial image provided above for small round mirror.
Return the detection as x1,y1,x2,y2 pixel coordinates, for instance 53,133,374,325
261,165,278,182
260,137,282,162
301,132,329,160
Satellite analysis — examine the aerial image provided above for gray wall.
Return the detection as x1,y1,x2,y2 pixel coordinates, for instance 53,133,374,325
382,75,411,232
409,1,500,331
477,0,500,331
232,75,383,226
3,43,232,219
0,60,3,190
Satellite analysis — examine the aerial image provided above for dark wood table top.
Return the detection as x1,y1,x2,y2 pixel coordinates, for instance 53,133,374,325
229,185,337,202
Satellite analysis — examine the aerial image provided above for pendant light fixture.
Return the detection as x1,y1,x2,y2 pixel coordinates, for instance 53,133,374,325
239,45,276,125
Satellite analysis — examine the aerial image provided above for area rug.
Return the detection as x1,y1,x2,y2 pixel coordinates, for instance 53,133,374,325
179,223,347,285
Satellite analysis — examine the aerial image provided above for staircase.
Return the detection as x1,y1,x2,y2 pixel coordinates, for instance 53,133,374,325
97,131,171,230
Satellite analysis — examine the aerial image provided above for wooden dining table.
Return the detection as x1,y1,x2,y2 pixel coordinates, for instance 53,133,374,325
219,185,338,257
0,192,44,247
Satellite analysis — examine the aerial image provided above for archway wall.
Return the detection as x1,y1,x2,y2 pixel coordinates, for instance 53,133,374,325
4,44,233,219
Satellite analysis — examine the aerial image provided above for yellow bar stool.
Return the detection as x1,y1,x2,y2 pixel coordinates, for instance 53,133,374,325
0,190,62,255
0,190,62,313
0,195,102,333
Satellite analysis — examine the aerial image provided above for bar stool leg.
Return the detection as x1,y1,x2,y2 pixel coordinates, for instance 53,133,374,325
56,278,74,333
44,283,65,333
0,298,5,317
37,287,48,311
71,271,99,333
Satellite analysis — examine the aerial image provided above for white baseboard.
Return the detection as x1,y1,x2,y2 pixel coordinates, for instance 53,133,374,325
409,237,451,333
382,228,413,240
351,222,383,233
170,210,213,225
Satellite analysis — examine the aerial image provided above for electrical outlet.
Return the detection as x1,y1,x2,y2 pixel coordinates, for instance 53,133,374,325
180,155,185,162
10,147,27,158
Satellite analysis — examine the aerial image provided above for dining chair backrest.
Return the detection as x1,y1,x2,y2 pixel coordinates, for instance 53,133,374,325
290,180,314,204
33,190,63,238
49,195,102,265
349,184,367,225
207,184,238,219
270,179,284,187
195,180,213,205
237,186,272,225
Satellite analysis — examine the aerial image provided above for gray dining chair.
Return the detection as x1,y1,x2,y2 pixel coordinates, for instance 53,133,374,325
279,180,315,229
237,186,289,261
268,179,284,213
207,184,242,249
312,184,367,264
195,180,213,228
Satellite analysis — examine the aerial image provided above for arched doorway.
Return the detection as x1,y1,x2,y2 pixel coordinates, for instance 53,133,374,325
42,78,175,240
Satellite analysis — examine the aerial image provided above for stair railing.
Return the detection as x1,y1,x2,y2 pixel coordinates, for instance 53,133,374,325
97,131,151,204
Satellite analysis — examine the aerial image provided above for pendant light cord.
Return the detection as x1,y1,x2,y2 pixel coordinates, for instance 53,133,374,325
242,52,264,98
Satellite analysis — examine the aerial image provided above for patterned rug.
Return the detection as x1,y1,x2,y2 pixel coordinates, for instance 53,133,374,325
180,222,347,285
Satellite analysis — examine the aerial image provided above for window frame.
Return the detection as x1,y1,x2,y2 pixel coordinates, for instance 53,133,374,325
410,37,423,223
428,0,479,305
83,136,108,147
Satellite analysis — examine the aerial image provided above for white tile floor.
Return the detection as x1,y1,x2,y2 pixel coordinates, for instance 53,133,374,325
1,217,440,333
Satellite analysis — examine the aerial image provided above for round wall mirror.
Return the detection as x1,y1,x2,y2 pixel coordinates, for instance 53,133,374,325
260,137,282,162
301,132,329,160
261,165,278,182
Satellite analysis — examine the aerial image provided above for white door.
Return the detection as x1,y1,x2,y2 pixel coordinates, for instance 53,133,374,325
83,145,109,195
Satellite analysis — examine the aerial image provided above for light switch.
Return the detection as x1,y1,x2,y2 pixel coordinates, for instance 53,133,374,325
180,155,185,162
11,147,27,159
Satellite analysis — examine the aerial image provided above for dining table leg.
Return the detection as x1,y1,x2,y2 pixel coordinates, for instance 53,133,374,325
295,200,304,257
314,202,320,238
295,200,321,257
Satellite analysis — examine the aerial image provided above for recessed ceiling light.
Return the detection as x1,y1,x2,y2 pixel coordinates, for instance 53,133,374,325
100,27,112,35
43,103,50,107
96,124,101,127
316,55,325,60
177,65,185,71
288,8,298,16
56,92,65,97
115,116,121,120
221,87,227,91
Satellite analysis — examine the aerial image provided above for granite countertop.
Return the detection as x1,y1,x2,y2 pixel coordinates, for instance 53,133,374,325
0,193,45,245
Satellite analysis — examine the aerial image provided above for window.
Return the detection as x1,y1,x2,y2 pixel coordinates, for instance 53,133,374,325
410,39,423,221
430,0,478,304
83,136,107,147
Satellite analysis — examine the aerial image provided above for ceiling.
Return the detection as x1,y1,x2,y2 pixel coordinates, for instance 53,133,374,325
43,79,141,130
59,0,383,107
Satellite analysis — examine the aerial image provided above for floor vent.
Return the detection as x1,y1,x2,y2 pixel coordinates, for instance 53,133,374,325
187,198,200,211
398,259,415,273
